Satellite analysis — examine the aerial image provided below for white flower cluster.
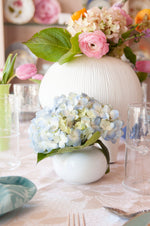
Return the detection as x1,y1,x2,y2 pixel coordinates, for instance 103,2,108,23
67,7,128,43
29,93,123,154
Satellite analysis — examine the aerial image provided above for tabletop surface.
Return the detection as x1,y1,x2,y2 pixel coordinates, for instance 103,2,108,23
0,122,150,226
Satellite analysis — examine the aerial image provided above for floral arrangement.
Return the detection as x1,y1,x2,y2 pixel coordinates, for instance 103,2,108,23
29,92,123,172
24,0,150,81
0,54,43,84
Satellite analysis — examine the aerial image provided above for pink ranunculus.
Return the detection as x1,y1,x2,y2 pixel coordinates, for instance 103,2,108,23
79,30,109,59
113,7,133,26
33,0,61,24
32,74,44,80
16,64,37,80
135,61,150,73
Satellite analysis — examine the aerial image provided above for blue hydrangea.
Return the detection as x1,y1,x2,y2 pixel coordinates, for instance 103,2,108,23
29,93,123,154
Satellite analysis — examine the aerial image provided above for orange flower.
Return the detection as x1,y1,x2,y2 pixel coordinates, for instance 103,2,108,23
71,8,87,21
135,9,150,32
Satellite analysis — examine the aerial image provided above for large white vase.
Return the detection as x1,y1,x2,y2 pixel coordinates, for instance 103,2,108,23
39,55,142,162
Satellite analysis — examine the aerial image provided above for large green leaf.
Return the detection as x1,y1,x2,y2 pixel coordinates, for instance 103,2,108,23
58,33,82,64
37,131,101,163
24,28,72,62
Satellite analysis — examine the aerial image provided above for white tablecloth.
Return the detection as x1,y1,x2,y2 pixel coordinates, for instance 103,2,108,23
0,122,150,226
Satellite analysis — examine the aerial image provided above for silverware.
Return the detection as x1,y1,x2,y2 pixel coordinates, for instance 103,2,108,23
104,206,150,218
68,213,86,226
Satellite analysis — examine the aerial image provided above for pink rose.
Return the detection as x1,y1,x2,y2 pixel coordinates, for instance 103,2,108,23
135,61,150,73
16,64,37,80
79,31,109,59
32,74,44,80
33,0,61,24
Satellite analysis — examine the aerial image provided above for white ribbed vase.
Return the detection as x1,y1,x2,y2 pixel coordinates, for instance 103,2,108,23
39,55,142,162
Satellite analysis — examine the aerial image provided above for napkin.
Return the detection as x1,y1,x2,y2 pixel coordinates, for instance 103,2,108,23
0,176,37,216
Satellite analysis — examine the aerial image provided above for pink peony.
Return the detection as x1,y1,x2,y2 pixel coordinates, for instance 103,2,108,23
79,30,109,59
32,74,44,80
135,61,150,73
33,0,61,24
16,64,37,80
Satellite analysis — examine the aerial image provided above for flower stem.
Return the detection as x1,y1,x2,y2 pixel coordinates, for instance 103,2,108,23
7,74,16,84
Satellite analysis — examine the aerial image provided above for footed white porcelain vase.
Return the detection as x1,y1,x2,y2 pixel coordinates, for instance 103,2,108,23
52,146,108,184
39,55,143,162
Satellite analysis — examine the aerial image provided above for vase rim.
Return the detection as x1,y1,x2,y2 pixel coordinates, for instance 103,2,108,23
0,84,11,86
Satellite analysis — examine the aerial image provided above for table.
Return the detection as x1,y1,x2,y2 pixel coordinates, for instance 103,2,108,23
0,122,150,226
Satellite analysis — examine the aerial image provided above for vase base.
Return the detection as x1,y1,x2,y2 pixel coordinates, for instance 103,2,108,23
52,146,108,185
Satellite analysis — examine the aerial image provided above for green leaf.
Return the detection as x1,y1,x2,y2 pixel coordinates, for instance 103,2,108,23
83,131,101,146
1,54,17,84
136,72,148,83
96,139,110,174
37,149,59,162
37,131,101,163
58,33,82,64
121,27,135,40
24,28,72,62
121,25,137,40
124,46,136,65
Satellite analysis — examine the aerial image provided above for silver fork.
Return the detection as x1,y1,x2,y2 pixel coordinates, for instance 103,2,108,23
104,206,150,218
68,213,86,226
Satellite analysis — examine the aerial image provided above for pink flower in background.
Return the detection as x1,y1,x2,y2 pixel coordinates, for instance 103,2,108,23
13,0,23,7
32,74,44,80
16,64,37,80
33,0,61,24
113,2,124,8
79,30,109,59
135,61,150,73
113,7,133,26
113,0,127,8
143,29,150,38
